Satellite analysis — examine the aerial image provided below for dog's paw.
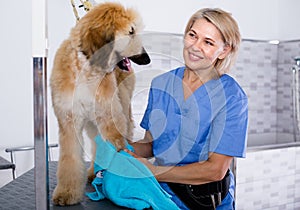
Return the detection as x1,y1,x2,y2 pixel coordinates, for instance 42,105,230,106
88,173,96,183
87,167,96,183
114,139,126,151
52,186,82,206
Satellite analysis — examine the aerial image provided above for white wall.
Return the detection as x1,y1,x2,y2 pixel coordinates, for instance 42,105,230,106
278,0,300,40
0,0,34,186
0,0,300,187
110,0,281,39
104,0,300,40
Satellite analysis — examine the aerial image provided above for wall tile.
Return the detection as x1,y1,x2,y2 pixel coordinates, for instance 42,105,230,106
278,41,300,64
238,41,278,65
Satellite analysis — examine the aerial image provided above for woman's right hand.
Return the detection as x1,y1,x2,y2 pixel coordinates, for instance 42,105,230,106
128,131,154,158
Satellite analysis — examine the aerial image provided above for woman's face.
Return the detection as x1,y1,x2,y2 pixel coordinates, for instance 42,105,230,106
183,18,230,72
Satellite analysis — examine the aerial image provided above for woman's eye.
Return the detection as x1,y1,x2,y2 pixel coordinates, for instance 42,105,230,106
129,27,135,35
188,32,197,39
205,41,213,46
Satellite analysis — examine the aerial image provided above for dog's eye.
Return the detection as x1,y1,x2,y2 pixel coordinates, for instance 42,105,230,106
129,27,135,35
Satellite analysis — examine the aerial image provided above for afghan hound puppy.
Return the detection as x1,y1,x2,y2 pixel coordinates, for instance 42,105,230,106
50,2,150,205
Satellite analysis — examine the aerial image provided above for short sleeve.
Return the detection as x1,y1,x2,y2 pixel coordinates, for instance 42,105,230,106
208,95,248,158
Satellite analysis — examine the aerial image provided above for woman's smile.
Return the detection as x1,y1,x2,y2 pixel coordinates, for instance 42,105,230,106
188,51,203,61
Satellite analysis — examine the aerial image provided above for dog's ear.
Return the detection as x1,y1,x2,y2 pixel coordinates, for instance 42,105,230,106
89,40,120,71
80,26,114,57
80,26,119,70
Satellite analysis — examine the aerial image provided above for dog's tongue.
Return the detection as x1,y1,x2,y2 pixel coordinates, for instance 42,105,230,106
117,57,131,72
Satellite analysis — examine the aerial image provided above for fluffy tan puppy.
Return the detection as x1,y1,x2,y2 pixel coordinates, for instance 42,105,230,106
50,2,150,205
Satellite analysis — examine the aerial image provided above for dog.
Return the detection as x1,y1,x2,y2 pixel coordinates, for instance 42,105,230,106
50,2,150,206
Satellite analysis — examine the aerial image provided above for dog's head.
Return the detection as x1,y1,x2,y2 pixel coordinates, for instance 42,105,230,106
75,2,150,72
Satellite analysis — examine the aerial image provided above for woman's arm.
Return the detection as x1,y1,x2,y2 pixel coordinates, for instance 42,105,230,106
128,151,233,185
155,152,232,185
128,130,154,158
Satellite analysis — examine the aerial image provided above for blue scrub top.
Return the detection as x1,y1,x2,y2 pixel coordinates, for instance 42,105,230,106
140,67,248,209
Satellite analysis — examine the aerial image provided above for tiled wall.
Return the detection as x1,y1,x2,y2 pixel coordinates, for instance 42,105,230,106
236,146,300,210
231,39,300,146
277,41,300,142
233,40,300,210
231,41,279,146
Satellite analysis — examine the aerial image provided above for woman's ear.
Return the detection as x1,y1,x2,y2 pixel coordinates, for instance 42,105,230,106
218,44,232,60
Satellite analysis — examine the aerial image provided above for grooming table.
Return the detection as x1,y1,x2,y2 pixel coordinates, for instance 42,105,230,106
0,162,126,209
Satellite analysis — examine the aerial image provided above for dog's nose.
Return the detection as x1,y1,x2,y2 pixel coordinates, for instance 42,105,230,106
128,48,151,65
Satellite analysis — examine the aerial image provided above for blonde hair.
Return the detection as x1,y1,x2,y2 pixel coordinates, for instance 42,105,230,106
184,8,241,74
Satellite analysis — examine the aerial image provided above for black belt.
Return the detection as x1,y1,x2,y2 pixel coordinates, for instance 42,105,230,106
167,170,230,210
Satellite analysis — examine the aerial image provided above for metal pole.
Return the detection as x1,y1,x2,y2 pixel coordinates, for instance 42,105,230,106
230,157,237,199
33,57,49,209
292,56,300,142
32,0,49,209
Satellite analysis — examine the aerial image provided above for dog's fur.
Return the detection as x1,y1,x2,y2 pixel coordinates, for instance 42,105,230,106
50,2,150,205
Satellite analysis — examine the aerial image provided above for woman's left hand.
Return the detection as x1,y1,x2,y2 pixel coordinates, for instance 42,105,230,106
124,149,157,175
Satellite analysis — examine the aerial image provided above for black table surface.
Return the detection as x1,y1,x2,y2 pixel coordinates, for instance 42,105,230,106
0,162,127,210
0,156,14,170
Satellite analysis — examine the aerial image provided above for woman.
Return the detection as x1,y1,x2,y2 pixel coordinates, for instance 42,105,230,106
127,8,248,210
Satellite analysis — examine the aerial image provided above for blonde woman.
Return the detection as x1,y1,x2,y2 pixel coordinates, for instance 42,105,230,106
127,8,248,210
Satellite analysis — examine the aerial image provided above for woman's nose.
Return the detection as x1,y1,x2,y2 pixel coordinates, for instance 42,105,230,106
191,39,203,51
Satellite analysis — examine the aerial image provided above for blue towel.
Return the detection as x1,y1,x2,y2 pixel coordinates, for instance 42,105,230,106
86,135,179,210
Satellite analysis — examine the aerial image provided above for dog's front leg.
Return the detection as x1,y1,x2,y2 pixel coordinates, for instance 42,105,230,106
95,101,128,151
52,116,86,206
97,116,127,151
94,73,128,150
84,121,98,182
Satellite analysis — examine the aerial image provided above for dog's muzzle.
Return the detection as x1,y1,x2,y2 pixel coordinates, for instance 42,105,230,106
117,48,151,71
